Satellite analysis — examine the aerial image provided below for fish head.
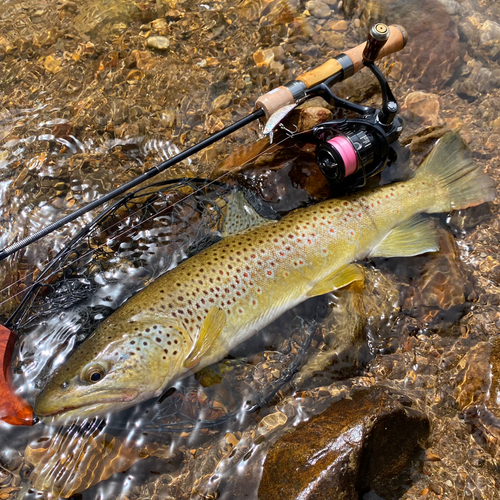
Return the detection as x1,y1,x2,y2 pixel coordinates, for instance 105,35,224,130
34,329,180,424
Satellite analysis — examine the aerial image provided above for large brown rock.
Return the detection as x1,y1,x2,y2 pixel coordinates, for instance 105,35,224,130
259,386,429,500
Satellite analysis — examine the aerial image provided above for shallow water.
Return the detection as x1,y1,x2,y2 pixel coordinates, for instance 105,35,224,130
0,0,500,498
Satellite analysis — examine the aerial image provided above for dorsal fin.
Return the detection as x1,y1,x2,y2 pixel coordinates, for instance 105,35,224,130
222,191,273,237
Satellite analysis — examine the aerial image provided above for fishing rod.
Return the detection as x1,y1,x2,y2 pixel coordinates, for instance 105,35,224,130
0,23,407,262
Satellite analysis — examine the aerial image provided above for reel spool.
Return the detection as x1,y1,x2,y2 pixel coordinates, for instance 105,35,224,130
314,120,390,185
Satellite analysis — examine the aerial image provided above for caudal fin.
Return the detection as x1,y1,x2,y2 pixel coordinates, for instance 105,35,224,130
415,131,496,212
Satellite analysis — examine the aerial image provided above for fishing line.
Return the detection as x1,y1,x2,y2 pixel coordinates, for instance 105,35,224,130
0,134,294,309
0,24,409,308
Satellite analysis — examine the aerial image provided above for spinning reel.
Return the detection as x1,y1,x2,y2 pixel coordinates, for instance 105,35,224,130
301,24,404,190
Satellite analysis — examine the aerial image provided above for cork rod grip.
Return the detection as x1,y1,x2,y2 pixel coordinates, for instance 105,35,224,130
297,24,407,89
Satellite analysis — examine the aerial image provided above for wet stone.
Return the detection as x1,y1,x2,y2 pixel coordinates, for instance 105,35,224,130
402,228,471,325
259,386,429,500
402,91,441,127
147,36,170,50
296,106,333,131
305,0,331,18
480,20,500,45
453,339,500,460
74,0,141,37
322,31,344,49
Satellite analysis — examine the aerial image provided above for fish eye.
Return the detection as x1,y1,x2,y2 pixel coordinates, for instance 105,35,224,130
82,365,106,384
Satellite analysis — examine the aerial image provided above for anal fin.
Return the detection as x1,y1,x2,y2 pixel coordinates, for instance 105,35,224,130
307,263,365,298
369,215,440,258
184,306,227,369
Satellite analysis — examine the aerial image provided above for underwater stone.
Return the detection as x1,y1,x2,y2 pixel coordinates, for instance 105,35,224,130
402,91,441,127
480,20,500,45
305,0,331,18
297,106,333,131
253,48,275,66
147,36,170,50
259,386,429,500
325,19,347,31
322,31,344,49
74,0,141,37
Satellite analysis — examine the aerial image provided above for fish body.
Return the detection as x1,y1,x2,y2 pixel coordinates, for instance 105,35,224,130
34,132,496,423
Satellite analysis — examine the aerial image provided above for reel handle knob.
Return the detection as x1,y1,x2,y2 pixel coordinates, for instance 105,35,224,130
363,23,390,64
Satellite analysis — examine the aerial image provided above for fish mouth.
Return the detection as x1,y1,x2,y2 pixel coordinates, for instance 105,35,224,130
35,390,139,424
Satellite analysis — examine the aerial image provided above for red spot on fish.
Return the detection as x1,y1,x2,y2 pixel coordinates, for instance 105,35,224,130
329,229,334,234
267,271,272,276
358,213,361,217
350,231,354,235
243,272,249,278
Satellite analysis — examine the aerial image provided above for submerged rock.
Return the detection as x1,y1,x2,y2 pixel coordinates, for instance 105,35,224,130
259,386,429,500
147,36,171,51
402,227,471,326
74,0,141,37
453,338,500,460
305,0,331,18
402,91,441,127
343,0,460,89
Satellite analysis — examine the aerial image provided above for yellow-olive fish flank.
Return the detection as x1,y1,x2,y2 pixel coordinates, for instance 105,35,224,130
35,132,496,423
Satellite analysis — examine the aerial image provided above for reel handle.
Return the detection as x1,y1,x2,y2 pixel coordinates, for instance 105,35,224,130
255,24,407,118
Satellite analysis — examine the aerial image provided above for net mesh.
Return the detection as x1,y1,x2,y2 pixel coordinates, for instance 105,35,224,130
6,177,314,431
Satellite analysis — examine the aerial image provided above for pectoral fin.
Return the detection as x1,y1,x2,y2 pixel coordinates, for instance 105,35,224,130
184,306,227,369
306,263,365,298
369,215,440,258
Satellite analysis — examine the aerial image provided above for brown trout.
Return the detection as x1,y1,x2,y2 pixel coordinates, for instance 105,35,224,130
34,132,496,423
